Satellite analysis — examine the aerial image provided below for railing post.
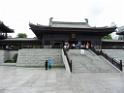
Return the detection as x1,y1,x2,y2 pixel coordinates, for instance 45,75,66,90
120,60,123,71
63,48,66,55
70,60,72,72
45,60,48,70
111,58,113,64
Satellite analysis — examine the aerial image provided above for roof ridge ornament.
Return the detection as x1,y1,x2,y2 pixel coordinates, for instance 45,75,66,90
49,17,53,27
85,18,88,23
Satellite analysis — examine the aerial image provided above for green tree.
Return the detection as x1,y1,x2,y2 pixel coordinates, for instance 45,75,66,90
102,34,112,40
17,33,27,38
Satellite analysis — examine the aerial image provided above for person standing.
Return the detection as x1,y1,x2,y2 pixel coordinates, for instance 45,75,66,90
71,43,76,49
48,58,53,69
64,42,70,51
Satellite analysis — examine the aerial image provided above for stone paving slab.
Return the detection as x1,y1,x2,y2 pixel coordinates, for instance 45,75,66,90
0,66,124,93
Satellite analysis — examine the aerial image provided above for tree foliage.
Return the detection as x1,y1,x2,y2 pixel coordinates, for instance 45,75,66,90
17,33,27,38
102,34,112,40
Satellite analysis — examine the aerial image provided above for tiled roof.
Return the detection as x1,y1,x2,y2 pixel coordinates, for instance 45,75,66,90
49,17,90,28
102,39,124,42
50,21,90,28
3,38,38,41
116,26,124,35
0,21,14,33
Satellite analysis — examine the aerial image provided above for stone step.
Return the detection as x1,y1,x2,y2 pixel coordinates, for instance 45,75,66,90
16,49,64,67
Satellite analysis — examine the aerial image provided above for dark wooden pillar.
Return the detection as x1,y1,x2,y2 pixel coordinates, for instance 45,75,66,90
5,33,7,38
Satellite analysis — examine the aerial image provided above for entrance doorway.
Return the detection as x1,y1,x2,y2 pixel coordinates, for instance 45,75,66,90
52,41,64,48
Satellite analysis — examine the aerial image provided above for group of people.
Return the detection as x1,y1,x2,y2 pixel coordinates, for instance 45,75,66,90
64,41,90,50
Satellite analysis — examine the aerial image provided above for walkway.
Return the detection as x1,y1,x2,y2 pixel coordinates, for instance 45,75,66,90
0,66,124,93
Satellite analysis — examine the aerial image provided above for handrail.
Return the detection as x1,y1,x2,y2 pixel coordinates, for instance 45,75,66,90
90,48,101,55
61,49,71,73
62,48,72,72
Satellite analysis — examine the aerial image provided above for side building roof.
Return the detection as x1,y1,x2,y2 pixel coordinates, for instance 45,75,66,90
0,21,14,33
116,26,124,35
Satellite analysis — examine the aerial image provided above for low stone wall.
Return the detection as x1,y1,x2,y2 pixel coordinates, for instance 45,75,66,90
0,50,5,63
4,50,18,61
16,49,63,67
0,50,18,64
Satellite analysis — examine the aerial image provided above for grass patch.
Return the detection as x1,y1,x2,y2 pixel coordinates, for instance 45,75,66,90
16,65,65,68
52,65,65,68
4,60,16,63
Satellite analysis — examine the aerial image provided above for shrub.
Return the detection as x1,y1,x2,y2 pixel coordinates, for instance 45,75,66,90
13,54,18,63
5,60,15,63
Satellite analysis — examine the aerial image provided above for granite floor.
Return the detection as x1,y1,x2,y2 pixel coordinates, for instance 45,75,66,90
0,66,124,93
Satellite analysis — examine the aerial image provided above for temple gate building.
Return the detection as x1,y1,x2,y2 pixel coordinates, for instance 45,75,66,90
29,18,116,51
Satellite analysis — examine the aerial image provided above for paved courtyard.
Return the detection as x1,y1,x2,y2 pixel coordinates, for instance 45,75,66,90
0,66,124,93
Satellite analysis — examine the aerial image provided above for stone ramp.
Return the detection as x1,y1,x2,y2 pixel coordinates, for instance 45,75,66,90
68,49,119,73
17,49,63,67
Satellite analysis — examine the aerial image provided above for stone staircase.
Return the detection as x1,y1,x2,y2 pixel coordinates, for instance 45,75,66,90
17,49,63,67
68,49,119,73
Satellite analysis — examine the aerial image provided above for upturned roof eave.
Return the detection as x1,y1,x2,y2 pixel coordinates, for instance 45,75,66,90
29,23,116,31
0,22,14,33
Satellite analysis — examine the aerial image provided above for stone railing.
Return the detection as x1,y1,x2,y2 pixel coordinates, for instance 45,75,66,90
62,48,72,73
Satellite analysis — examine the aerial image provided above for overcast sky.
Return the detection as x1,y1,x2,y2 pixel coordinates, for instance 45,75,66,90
0,0,124,38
